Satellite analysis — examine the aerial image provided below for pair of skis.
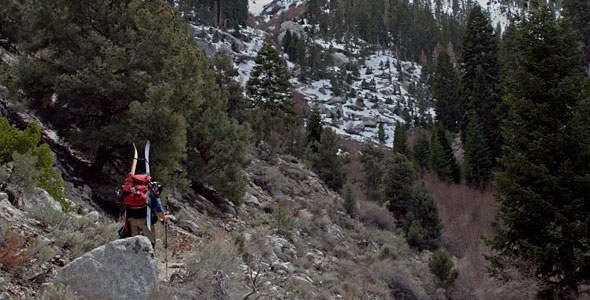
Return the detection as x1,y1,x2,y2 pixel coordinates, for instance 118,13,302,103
132,141,169,277
131,141,152,231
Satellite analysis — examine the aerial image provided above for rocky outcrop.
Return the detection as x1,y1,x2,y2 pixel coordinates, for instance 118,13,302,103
56,236,157,300
21,187,62,212
279,21,305,41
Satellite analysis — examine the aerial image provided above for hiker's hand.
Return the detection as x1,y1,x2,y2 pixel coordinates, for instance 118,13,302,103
159,212,168,223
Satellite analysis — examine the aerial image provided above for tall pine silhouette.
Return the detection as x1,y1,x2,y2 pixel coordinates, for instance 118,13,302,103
459,5,501,159
489,8,590,299
432,51,461,133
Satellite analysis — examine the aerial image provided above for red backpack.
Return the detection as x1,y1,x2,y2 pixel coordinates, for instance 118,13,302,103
122,173,151,207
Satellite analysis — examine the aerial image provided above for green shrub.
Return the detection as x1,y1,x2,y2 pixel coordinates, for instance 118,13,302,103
0,118,68,210
9,151,40,195
428,250,459,288
233,233,245,253
34,240,55,265
342,183,358,218
404,184,442,251
275,200,294,235
27,205,70,229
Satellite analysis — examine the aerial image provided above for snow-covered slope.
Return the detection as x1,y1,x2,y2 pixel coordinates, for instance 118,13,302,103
249,0,275,16
190,21,430,147
211,0,520,145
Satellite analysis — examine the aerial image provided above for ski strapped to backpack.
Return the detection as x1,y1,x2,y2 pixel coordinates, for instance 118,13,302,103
122,141,153,231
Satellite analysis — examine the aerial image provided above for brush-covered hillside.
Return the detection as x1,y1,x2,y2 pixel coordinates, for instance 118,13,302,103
1,0,590,299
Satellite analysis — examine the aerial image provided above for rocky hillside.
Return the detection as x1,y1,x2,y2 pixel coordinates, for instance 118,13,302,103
0,92,451,299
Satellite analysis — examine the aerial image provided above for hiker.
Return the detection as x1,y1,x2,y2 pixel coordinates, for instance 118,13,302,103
118,176,167,248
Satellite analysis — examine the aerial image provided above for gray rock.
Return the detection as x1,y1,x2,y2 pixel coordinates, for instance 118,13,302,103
291,275,313,285
327,97,346,105
178,220,199,233
0,292,9,300
297,209,313,221
244,192,261,207
0,192,7,201
330,52,350,67
56,236,157,300
68,184,93,202
195,39,217,57
217,43,234,57
85,211,100,222
272,260,295,274
279,21,305,41
363,120,378,128
22,187,62,212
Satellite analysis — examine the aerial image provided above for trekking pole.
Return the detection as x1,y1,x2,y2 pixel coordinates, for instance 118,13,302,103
165,210,168,279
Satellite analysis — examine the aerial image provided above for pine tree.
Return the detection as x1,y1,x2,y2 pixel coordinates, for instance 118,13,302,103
342,183,358,218
306,104,323,147
432,51,461,133
381,153,415,221
11,1,195,182
430,123,460,183
378,122,386,144
413,133,430,170
392,121,408,155
247,36,294,116
247,36,295,144
360,143,385,203
186,64,249,205
459,5,501,158
489,9,590,298
308,128,347,190
564,0,590,75
9,0,249,207
463,112,492,187
406,183,442,251
212,53,248,122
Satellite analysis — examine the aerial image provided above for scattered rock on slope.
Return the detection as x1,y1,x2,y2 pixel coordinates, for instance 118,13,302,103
56,236,157,300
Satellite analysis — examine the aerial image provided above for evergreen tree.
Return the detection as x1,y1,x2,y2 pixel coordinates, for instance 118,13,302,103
413,133,430,171
360,143,385,203
406,183,442,251
342,183,358,218
459,5,501,158
295,36,307,82
432,51,461,132
392,121,408,155
186,63,249,205
378,122,386,144
212,53,248,122
9,0,248,208
430,123,460,183
11,1,193,181
247,36,294,116
463,112,492,187
564,0,590,75
308,128,347,190
306,104,323,146
175,0,248,28
489,9,590,299
381,153,415,221
247,36,295,144
429,250,459,288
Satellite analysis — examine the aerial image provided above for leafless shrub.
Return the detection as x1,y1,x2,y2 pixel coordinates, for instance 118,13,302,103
359,201,396,232
183,236,240,300
241,233,284,300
